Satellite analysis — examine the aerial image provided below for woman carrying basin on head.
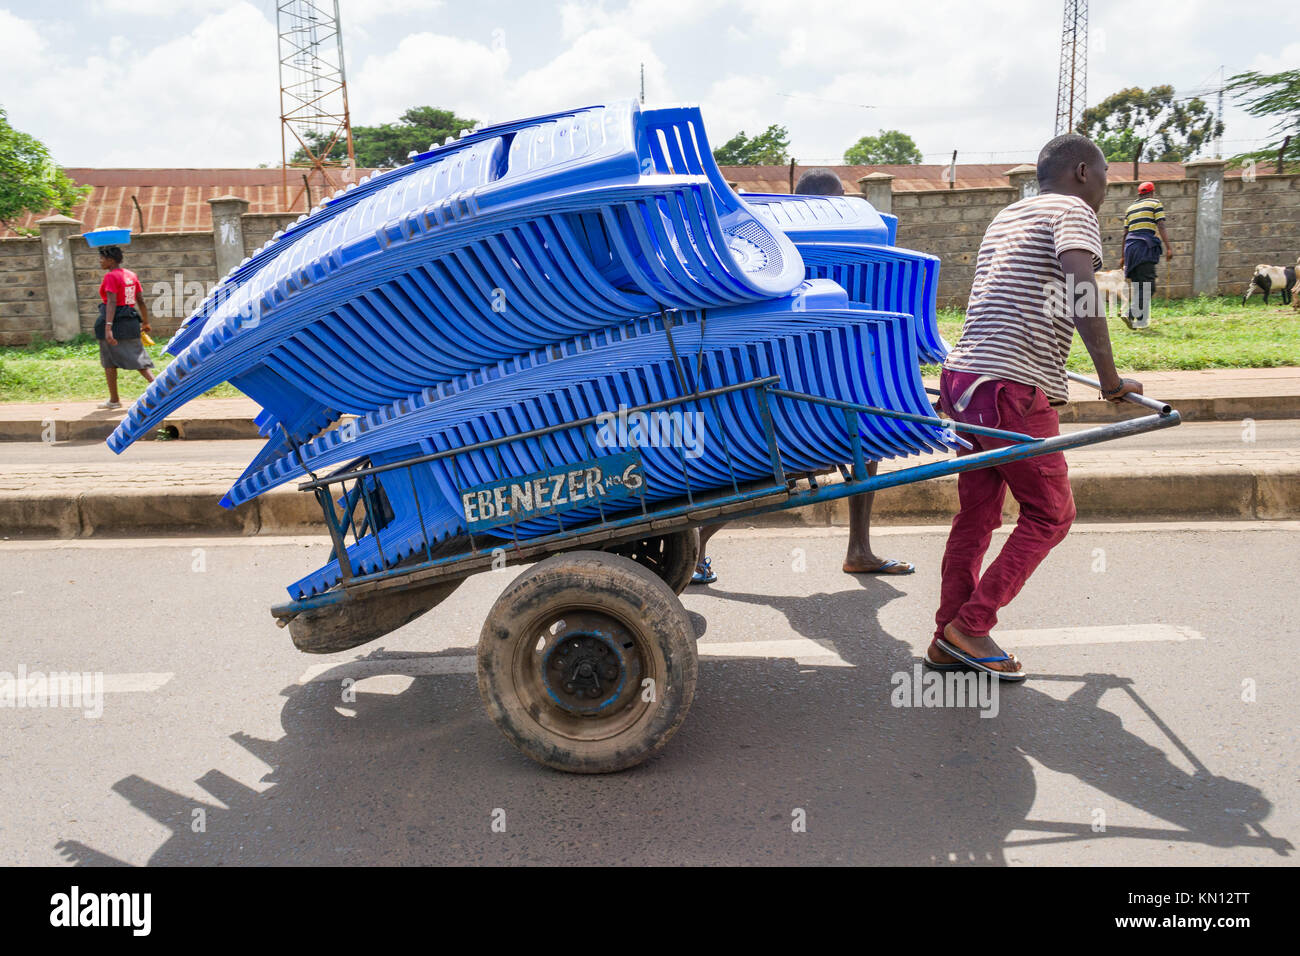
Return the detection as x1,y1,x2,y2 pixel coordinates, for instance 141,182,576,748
95,245,155,410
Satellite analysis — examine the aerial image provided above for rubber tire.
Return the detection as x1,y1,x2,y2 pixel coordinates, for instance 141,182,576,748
605,529,699,595
477,550,697,773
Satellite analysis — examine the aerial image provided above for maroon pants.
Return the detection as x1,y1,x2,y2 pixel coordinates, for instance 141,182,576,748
933,369,1076,642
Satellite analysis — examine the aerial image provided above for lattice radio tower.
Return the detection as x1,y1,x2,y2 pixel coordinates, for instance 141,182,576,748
1054,0,1088,136
278,0,356,211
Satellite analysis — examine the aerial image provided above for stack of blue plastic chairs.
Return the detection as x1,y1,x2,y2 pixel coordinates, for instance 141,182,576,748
108,100,952,599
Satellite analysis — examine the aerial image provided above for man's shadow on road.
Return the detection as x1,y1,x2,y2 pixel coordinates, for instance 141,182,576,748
56,576,1290,865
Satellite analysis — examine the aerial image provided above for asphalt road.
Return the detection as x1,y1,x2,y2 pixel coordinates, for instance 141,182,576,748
0,522,1295,866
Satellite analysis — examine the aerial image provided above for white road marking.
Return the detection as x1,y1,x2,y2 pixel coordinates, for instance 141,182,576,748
296,626,1199,685
297,637,854,685
1,672,173,693
2,521,1295,552
101,673,174,692
993,624,1202,648
696,638,853,667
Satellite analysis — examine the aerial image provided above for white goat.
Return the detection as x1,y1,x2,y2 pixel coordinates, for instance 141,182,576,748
1095,269,1130,318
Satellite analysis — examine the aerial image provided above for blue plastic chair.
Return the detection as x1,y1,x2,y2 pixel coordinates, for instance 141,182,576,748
109,101,805,456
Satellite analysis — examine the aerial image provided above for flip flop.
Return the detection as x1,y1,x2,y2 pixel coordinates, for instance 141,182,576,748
922,646,969,672
690,558,717,585
853,559,915,576
935,637,1028,682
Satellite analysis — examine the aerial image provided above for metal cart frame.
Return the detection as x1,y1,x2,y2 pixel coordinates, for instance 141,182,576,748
271,371,1181,772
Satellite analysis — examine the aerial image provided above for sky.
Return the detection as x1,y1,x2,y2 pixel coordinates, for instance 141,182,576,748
1,0,1296,169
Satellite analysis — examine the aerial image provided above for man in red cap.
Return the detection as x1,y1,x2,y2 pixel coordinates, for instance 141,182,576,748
1120,181,1172,328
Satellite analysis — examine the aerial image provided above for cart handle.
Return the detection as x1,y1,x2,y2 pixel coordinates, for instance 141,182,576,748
766,387,1037,443
1067,371,1172,416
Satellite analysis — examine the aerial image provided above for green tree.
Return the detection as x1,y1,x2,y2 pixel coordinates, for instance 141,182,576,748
293,106,478,169
1077,85,1222,162
0,106,89,235
1226,69,1300,170
1093,127,1146,164
843,129,923,165
712,124,791,165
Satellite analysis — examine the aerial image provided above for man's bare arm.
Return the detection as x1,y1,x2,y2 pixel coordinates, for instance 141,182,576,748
1158,221,1172,260
1059,249,1142,401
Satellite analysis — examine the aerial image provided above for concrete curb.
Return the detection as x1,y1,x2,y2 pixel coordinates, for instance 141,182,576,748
4,467,1297,539
1057,395,1300,424
0,414,261,443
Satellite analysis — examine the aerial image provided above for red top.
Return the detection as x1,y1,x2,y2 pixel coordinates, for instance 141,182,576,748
99,267,143,308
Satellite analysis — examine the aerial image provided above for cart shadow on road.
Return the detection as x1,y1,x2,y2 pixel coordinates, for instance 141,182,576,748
54,577,1289,866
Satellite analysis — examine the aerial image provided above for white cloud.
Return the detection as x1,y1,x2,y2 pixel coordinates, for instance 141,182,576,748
559,0,725,40
97,0,245,15
349,23,670,129
1,3,281,166
345,0,445,26
3,0,1295,168
508,27,669,116
1246,42,1300,76
350,32,511,127
0,8,47,70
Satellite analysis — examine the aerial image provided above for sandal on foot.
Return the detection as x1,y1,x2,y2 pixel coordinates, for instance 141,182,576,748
923,644,970,672
849,559,915,576
935,637,1027,682
690,558,717,585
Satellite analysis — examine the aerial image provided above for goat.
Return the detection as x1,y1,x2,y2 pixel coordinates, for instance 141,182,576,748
1095,268,1130,318
1242,263,1297,305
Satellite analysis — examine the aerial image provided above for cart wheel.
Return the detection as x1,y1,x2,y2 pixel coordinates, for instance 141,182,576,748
477,550,697,773
605,529,699,595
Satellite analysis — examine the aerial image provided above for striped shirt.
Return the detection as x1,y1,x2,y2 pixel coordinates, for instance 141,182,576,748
1124,197,1166,234
943,192,1104,404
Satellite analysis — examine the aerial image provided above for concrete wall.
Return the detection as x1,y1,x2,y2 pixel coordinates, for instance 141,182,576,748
2,170,1298,343
893,186,1018,307
1218,173,1300,294
1098,178,1199,299
0,237,49,346
889,169,1299,308
0,208,297,345
70,232,217,335
241,212,300,259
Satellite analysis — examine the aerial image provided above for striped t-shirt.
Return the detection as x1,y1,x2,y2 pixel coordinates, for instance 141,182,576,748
1124,197,1166,234
944,192,1104,404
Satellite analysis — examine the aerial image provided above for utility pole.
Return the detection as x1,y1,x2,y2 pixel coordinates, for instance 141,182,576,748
1215,65,1225,159
1054,0,1088,136
640,62,645,104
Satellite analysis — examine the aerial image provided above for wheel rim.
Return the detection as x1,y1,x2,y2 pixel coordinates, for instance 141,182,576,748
511,607,653,742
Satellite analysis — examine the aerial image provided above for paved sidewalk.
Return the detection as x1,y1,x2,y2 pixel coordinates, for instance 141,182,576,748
3,421,1297,536
2,368,1298,442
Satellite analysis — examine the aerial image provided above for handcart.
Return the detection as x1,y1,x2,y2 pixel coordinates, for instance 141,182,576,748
271,370,1180,773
